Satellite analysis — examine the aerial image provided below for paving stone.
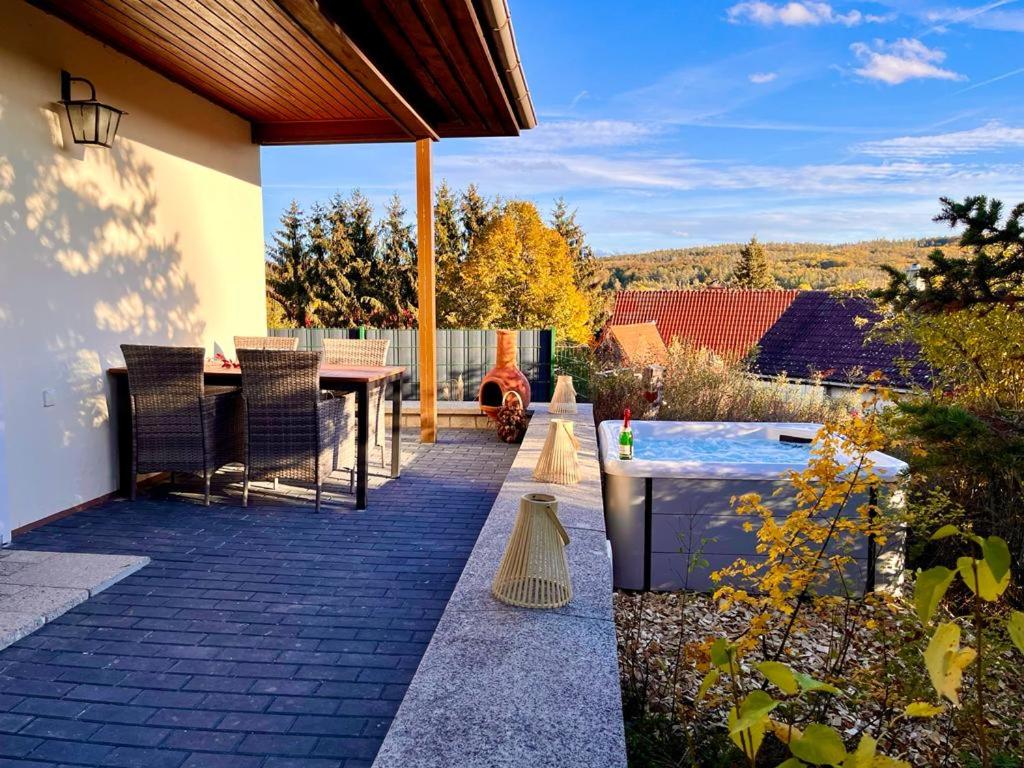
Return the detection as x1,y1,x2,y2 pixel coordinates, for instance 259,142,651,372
0,551,56,564
2,553,150,596
0,587,90,623
0,430,517,768
0,612,44,651
372,407,628,768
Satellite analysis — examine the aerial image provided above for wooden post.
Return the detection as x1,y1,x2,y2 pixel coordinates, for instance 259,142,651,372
416,138,437,443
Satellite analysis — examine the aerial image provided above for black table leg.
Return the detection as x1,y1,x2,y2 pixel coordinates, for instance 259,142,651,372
390,376,402,479
356,382,369,510
112,374,133,496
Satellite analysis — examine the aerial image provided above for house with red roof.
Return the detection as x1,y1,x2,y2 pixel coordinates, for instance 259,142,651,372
607,288,931,392
608,288,799,359
596,322,668,367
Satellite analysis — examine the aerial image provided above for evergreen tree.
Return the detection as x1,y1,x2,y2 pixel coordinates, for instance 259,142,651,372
459,183,495,255
376,193,418,326
309,195,368,327
879,195,1024,313
266,201,318,327
344,190,380,323
733,236,776,289
551,197,604,335
435,181,464,327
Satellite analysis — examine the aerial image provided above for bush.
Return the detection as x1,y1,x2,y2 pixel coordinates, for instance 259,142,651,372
590,366,652,425
591,341,850,426
659,342,847,423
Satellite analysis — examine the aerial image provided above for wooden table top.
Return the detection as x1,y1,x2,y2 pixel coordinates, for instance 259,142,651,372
108,363,406,384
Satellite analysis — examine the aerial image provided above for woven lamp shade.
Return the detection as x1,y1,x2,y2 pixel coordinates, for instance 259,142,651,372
533,418,581,484
548,375,577,414
492,493,572,609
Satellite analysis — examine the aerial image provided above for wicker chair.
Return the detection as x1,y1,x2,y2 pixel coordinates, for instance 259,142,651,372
234,335,299,351
322,338,391,467
120,344,243,506
238,349,355,512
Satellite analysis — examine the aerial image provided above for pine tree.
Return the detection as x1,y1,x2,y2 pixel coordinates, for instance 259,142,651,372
552,197,604,335
733,236,776,289
376,194,418,326
343,190,380,323
309,195,364,326
459,183,495,256
266,201,318,327
879,195,1024,313
435,181,464,327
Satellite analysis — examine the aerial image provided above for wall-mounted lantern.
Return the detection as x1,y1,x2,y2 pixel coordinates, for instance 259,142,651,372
59,70,126,148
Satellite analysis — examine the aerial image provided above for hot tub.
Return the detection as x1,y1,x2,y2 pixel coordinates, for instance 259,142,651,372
597,421,908,592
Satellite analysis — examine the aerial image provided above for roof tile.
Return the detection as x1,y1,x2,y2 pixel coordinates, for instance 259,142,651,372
752,292,930,389
609,288,799,357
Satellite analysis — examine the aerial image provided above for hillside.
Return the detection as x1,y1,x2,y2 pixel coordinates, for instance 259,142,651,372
597,238,959,292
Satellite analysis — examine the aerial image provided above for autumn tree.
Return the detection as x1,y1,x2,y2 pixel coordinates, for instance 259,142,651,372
460,201,591,342
266,201,319,327
733,236,775,289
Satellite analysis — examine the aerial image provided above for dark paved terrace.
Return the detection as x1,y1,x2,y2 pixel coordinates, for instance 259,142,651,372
0,430,517,768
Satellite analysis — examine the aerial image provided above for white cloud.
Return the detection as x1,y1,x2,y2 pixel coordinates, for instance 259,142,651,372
749,71,779,83
504,119,660,151
438,144,1016,200
922,1,1024,33
727,1,890,26
856,120,1024,157
850,38,966,84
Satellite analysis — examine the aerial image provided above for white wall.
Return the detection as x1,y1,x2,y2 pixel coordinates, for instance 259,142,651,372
0,0,267,530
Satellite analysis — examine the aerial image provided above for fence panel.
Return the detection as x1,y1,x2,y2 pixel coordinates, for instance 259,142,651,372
269,328,554,402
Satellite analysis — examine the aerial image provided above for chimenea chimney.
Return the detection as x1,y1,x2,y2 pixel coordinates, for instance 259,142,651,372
478,330,531,419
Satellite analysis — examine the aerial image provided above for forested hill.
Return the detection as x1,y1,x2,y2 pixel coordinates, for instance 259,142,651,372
597,238,960,292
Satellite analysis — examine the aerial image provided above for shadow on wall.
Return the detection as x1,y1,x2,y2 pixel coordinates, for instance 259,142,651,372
0,93,204,504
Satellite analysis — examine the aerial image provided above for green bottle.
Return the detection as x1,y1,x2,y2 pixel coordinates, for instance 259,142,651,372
618,408,634,460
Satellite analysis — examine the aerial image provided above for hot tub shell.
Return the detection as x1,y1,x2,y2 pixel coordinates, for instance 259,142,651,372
598,421,908,593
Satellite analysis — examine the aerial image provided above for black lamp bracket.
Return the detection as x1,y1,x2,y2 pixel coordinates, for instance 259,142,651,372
60,70,97,104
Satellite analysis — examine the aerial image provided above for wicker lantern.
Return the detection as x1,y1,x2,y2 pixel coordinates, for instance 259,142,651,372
548,374,578,414
533,418,581,484
492,493,572,609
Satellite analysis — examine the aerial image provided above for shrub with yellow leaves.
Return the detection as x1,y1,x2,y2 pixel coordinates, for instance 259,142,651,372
909,526,1024,768
712,379,894,660
699,636,909,767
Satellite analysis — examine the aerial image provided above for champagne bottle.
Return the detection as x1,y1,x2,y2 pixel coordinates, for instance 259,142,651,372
618,407,633,461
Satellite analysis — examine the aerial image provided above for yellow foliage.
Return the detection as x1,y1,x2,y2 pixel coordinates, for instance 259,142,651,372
893,303,1024,411
458,201,592,343
712,383,893,651
923,622,976,706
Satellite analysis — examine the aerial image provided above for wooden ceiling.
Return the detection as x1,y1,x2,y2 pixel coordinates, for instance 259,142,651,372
30,0,534,144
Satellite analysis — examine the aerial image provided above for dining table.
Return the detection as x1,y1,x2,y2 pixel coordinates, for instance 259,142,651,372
108,362,406,510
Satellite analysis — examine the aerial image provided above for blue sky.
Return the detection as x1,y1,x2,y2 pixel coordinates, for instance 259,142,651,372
261,0,1024,254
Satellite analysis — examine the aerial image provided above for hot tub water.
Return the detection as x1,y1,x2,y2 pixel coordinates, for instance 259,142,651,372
635,436,811,464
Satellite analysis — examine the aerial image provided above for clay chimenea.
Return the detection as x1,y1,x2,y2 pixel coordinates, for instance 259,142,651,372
479,330,531,419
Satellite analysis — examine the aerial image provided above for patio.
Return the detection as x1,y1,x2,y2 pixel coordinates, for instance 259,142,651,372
0,429,517,767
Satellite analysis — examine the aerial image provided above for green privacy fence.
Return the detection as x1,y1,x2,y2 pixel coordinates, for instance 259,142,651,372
268,328,555,402
552,342,594,402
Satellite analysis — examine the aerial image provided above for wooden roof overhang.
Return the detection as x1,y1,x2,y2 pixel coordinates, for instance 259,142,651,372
29,0,535,145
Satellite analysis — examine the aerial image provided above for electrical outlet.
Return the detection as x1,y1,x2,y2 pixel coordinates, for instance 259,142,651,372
42,389,56,408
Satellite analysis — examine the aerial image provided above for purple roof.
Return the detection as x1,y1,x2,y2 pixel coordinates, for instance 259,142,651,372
752,292,930,390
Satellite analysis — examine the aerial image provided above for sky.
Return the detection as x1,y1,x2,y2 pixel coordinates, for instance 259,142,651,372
260,0,1024,255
